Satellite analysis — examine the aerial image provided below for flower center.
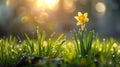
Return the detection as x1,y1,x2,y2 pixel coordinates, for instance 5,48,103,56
79,15,85,22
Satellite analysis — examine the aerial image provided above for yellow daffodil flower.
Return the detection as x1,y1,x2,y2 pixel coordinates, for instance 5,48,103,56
74,12,89,31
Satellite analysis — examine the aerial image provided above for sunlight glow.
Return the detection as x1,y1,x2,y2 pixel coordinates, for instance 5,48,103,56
6,0,10,6
36,0,59,10
45,0,59,9
37,0,45,8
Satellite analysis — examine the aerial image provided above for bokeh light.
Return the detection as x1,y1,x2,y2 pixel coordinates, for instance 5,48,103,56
95,2,106,14
36,0,45,8
45,0,59,10
63,0,76,13
21,16,29,23
36,0,59,10
6,0,10,6
35,12,48,24
6,0,16,7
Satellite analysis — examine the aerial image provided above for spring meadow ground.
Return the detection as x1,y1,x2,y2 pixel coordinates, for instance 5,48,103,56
0,12,120,67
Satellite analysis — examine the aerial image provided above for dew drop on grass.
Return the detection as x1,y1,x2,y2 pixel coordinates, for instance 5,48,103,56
111,48,114,52
78,55,81,58
19,48,22,51
19,40,21,43
103,38,105,41
17,45,19,48
118,50,120,54
113,43,117,48
12,56,14,59
86,55,88,57
94,58,98,62
112,55,115,57
109,61,112,64
99,47,102,51
11,49,14,52
0,39,2,43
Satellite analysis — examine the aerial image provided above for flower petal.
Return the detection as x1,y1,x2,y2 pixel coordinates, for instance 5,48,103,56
75,12,89,27
74,16,78,19
78,21,84,25
84,12,88,17
78,12,82,16
77,22,81,26
86,18,89,22
74,16,79,21
85,18,89,22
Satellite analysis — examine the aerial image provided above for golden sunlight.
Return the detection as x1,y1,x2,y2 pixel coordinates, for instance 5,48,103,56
37,0,45,8
6,0,10,6
36,0,59,10
45,0,59,9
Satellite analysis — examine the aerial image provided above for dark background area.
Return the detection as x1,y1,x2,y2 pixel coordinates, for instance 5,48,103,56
0,0,120,39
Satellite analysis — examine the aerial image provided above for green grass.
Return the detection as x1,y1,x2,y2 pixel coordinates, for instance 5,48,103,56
0,29,120,67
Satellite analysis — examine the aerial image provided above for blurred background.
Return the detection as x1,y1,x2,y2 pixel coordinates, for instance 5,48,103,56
0,0,120,39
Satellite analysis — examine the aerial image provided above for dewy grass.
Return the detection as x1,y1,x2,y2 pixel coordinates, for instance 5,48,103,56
0,30,120,67
0,31,120,67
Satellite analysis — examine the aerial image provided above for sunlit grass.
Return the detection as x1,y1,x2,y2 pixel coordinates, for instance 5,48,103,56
0,30,120,67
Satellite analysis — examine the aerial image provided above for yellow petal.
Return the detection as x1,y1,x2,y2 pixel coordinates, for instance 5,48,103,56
77,22,80,25
84,12,88,17
85,18,89,22
86,18,89,22
74,16,79,21
78,12,82,16
78,21,84,24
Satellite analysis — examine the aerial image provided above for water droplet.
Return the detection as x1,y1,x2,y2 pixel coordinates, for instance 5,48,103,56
109,61,112,64
19,40,21,43
103,38,105,41
94,58,98,62
19,48,22,51
113,55,115,57
11,56,14,59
